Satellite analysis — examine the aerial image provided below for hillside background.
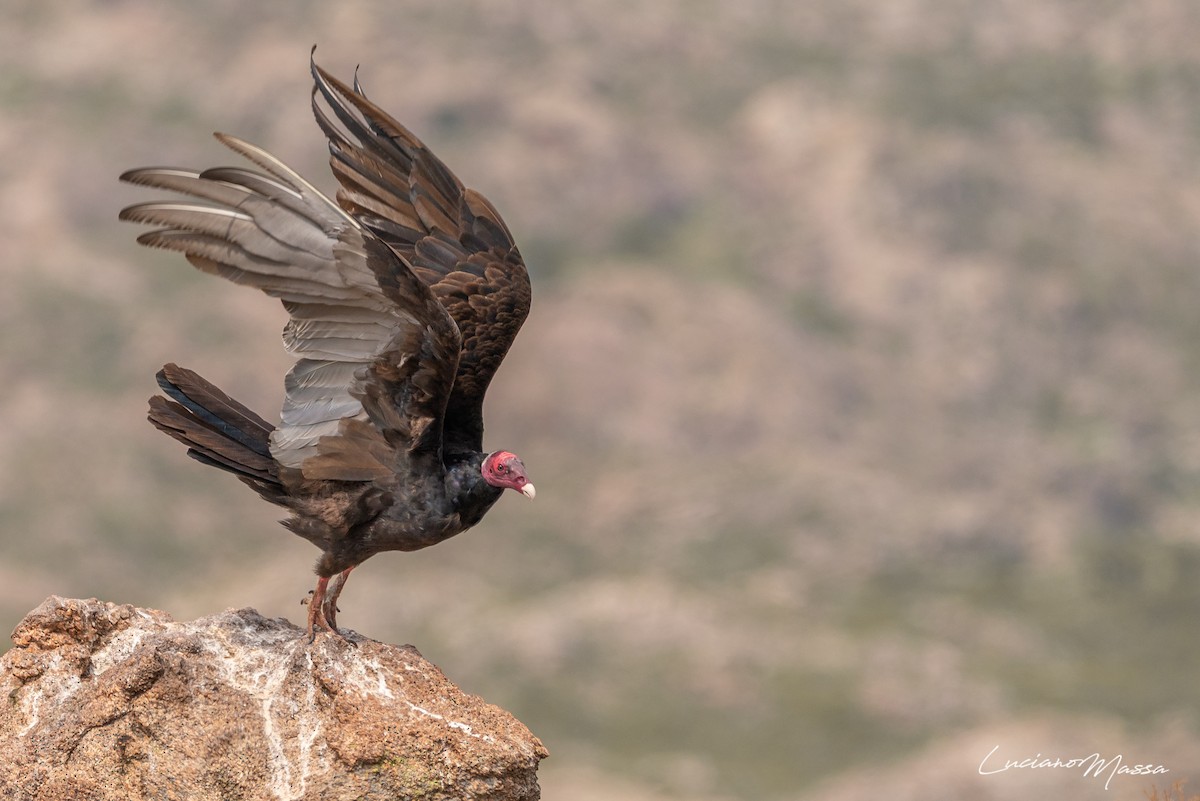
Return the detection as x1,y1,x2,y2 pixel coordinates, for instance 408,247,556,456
3,1,1200,798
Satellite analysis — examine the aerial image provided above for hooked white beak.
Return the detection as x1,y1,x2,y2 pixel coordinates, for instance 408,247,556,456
519,482,537,500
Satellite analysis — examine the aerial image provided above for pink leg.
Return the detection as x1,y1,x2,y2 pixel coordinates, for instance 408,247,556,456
305,575,333,641
323,565,355,633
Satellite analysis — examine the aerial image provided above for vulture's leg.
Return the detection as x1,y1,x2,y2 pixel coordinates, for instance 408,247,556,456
305,575,334,640
322,566,355,634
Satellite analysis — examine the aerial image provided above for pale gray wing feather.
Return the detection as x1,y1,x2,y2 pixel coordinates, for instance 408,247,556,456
121,133,459,477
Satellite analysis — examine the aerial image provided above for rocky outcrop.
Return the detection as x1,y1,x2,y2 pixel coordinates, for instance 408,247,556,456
0,597,547,800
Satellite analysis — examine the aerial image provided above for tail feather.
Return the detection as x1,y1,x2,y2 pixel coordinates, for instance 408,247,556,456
149,364,284,499
156,363,273,456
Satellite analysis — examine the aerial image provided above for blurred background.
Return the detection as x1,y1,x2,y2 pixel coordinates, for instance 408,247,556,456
2,1,1200,798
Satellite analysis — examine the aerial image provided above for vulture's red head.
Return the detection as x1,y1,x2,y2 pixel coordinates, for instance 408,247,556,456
482,451,535,499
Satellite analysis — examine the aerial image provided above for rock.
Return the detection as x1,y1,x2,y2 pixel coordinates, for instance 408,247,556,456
0,596,547,800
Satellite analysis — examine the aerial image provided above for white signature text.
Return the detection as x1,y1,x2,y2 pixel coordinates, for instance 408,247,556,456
978,744,1169,790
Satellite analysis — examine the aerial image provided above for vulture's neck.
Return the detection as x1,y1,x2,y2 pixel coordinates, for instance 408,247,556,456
444,451,503,526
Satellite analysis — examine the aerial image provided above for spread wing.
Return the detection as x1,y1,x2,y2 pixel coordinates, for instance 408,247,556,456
310,57,531,453
120,133,461,481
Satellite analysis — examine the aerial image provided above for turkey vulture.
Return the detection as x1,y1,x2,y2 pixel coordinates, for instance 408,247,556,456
120,54,534,639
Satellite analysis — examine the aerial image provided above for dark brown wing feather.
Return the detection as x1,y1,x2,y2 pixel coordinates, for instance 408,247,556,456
311,57,531,453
